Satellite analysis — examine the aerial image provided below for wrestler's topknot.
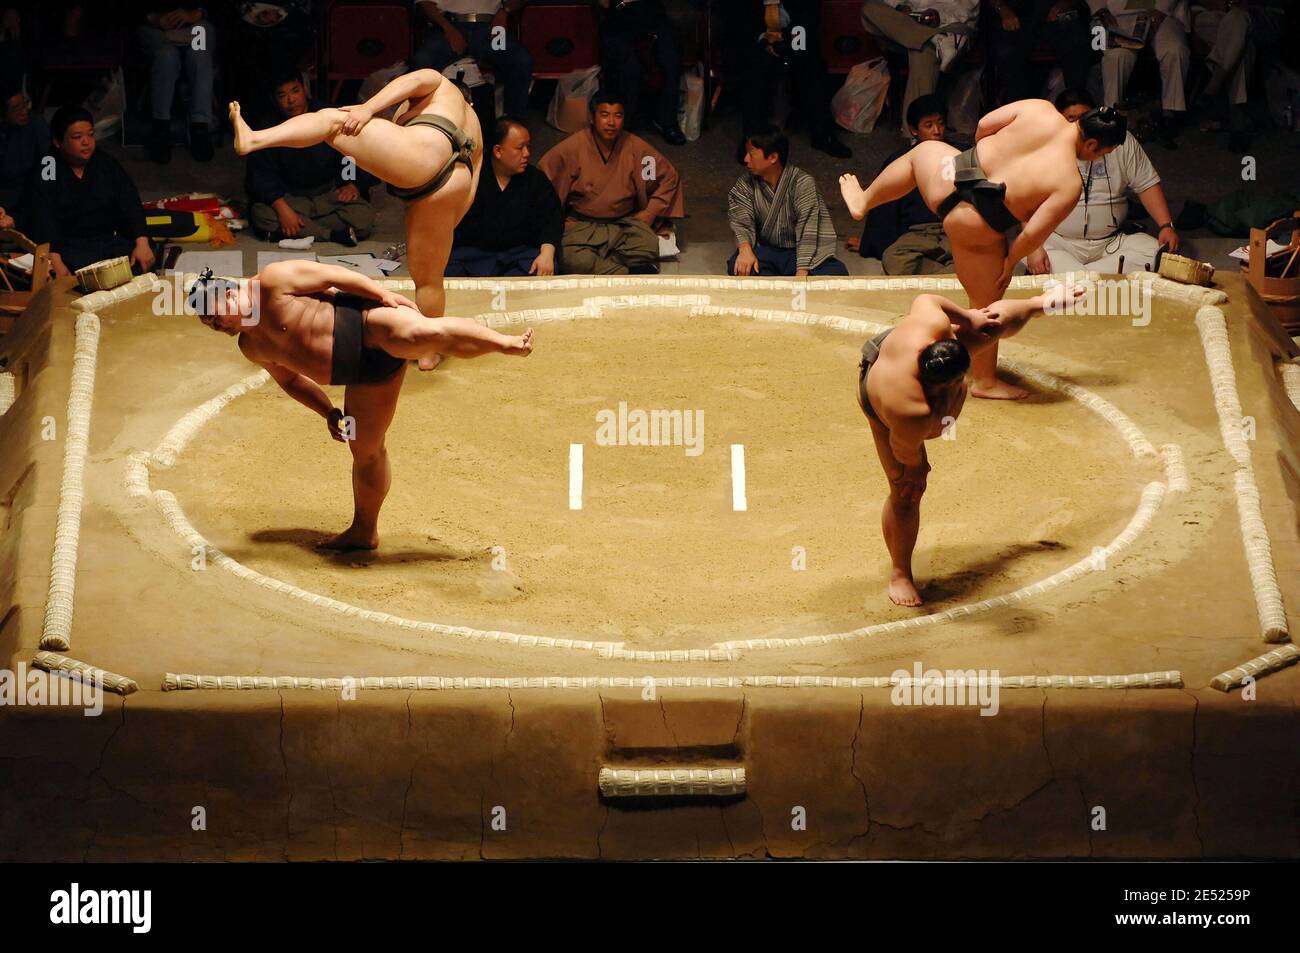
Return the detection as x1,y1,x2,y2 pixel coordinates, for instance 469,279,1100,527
918,339,971,386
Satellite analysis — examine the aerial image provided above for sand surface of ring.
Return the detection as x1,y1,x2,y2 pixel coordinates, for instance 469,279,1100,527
160,307,1143,649
30,276,1276,688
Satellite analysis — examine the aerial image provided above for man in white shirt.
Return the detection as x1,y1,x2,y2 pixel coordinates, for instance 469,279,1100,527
859,0,981,133
412,1,533,121
1089,0,1190,135
1026,88,1180,274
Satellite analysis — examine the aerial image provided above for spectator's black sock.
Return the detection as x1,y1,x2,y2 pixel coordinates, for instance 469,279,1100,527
148,119,172,163
329,228,359,248
189,123,214,162
811,130,851,159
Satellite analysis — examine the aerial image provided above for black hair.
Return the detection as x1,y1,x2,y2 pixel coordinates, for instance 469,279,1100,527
918,339,970,386
267,65,307,95
51,106,94,141
1054,86,1096,113
746,127,789,166
588,89,626,114
492,116,527,149
186,268,241,318
1078,105,1126,148
905,94,946,133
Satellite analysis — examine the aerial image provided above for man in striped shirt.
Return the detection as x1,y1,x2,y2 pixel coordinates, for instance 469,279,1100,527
727,129,848,277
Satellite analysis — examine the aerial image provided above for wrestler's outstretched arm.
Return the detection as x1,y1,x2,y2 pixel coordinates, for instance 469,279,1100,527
340,69,444,135
998,189,1082,290
921,294,1002,342
981,283,1085,339
258,260,407,309
974,101,1023,141
246,350,345,439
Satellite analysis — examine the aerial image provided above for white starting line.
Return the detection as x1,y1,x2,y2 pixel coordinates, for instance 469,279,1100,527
568,443,584,510
567,442,749,512
731,444,747,512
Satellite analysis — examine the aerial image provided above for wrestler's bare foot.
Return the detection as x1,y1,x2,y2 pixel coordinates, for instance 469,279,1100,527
229,102,255,155
415,354,443,371
971,378,1030,400
839,173,869,220
317,525,379,551
889,572,924,607
504,328,534,356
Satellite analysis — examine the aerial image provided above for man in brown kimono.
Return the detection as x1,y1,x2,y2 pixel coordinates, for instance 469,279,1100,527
536,90,685,275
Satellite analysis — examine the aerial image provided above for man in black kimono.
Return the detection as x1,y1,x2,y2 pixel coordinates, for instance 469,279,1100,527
448,118,563,277
24,106,154,277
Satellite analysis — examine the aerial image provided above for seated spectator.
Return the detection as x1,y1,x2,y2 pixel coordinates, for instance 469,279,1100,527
1026,88,1179,275
860,0,980,134
740,1,849,158
1,7,25,95
0,87,49,231
411,1,532,122
233,2,316,107
137,3,217,163
727,128,847,277
987,1,1093,105
24,106,155,276
1191,0,1271,152
537,90,684,275
1089,0,1190,141
448,118,563,277
245,71,379,246
847,94,952,274
598,0,687,146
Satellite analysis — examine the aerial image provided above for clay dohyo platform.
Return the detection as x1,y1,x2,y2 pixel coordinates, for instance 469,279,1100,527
1,271,1297,860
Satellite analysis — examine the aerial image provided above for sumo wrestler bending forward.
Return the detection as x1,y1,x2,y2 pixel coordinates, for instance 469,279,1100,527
859,284,1081,606
188,262,533,550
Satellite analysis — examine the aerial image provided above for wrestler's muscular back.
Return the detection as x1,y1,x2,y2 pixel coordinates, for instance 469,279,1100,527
869,330,967,439
401,82,484,318
973,100,1080,224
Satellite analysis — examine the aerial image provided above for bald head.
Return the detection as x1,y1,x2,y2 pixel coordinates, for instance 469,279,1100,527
491,118,531,177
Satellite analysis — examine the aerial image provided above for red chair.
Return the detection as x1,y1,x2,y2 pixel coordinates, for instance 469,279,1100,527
325,1,412,99
821,0,883,74
521,4,600,78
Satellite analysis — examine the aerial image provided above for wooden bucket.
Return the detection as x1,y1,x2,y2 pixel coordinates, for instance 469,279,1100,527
1243,213,1300,331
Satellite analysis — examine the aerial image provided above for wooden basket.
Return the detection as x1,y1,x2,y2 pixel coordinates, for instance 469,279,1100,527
74,256,133,293
1157,252,1215,286
1243,213,1300,331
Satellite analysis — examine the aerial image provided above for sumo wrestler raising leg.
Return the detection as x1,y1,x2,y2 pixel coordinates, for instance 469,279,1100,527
841,100,1123,399
230,68,483,370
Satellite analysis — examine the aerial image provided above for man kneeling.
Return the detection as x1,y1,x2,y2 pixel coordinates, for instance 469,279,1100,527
859,284,1080,605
